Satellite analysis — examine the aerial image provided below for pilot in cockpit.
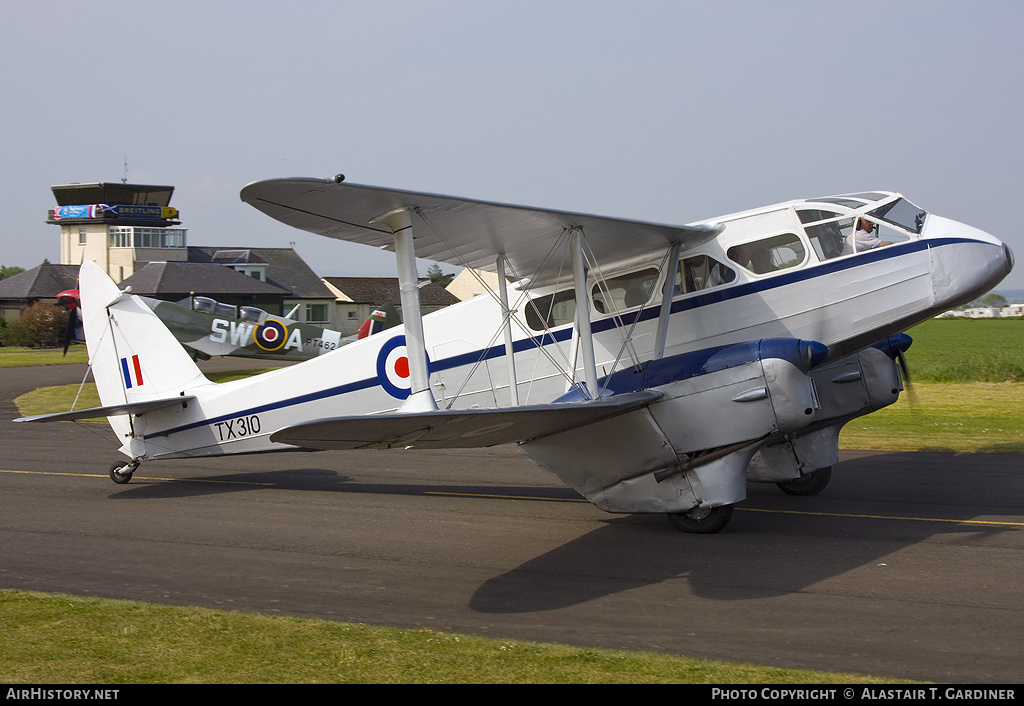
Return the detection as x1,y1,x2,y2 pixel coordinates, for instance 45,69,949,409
847,217,892,253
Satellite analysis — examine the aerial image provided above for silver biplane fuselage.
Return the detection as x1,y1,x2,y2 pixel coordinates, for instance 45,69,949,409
20,181,1013,533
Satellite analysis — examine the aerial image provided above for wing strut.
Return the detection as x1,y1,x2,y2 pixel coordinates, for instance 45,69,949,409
371,208,438,413
654,242,682,360
570,228,598,399
496,253,520,406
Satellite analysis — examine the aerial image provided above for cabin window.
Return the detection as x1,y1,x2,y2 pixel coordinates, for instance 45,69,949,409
591,268,659,314
805,197,871,209
526,289,577,330
727,233,806,274
674,255,735,294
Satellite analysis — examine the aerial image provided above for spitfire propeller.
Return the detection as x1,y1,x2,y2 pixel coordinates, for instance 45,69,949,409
56,289,81,356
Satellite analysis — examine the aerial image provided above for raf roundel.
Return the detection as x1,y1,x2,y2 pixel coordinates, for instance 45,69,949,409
376,335,430,399
254,318,288,351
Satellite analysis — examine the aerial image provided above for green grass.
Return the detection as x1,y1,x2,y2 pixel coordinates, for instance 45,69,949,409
0,590,909,684
839,382,1024,453
836,318,1024,452
900,318,1024,382
0,344,88,367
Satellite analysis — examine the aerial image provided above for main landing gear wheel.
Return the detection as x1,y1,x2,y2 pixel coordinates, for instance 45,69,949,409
667,504,734,534
109,460,139,485
776,466,832,496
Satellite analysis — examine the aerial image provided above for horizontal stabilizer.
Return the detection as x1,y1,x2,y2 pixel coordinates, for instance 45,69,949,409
14,396,196,424
270,391,662,450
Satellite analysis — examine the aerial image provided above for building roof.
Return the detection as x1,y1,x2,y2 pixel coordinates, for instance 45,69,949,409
207,249,267,265
51,183,175,207
119,262,289,297
188,247,333,299
324,277,460,308
0,264,80,300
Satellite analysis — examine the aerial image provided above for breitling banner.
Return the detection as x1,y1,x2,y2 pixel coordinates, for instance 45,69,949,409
53,204,178,220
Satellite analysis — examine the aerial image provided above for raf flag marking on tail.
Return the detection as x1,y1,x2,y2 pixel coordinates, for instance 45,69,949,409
120,355,144,389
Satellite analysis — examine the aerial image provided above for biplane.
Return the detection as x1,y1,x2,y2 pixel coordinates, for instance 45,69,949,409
17,176,1013,532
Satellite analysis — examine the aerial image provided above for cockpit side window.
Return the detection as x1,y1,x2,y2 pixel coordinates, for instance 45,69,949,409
727,233,806,274
798,209,852,261
674,255,736,294
845,217,914,254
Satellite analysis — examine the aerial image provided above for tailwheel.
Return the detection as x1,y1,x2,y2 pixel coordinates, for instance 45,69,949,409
109,460,139,485
667,504,734,534
776,466,832,496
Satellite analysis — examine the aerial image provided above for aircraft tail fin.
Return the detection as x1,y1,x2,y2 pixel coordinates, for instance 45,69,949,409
357,303,400,339
79,261,210,410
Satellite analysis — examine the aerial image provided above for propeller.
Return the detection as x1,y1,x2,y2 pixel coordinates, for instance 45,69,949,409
896,347,918,405
56,288,81,356
882,332,916,404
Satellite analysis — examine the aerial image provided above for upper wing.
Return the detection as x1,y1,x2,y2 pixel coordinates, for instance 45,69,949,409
269,390,661,450
240,178,722,288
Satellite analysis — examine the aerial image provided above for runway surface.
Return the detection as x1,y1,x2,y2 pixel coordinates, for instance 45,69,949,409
1,363,1021,682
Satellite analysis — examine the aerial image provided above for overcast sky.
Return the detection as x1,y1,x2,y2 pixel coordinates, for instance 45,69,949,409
3,0,1021,288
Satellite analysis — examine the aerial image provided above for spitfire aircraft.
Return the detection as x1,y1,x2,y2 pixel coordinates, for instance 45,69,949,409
57,288,399,361
17,176,1013,533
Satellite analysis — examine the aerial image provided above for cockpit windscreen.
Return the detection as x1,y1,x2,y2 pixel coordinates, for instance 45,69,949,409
869,198,927,234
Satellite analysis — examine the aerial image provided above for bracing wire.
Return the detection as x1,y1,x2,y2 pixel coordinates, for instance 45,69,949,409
413,211,585,404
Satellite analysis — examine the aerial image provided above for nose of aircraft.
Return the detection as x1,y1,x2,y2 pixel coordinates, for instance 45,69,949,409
923,215,1014,309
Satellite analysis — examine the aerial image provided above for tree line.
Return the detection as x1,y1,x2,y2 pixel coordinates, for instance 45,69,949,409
0,262,66,348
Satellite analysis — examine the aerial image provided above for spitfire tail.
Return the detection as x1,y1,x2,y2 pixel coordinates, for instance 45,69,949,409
79,261,210,411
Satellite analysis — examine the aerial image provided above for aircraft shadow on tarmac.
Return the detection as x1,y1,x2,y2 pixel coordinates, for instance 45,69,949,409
103,467,580,503
94,449,1023,612
469,451,1023,612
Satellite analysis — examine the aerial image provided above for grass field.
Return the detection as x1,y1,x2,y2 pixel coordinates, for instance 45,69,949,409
838,318,1024,452
0,590,909,684
896,317,1024,382
0,344,88,367
839,381,1024,453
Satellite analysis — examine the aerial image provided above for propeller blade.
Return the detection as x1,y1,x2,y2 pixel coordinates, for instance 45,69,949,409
896,349,917,406
896,350,910,385
62,307,78,356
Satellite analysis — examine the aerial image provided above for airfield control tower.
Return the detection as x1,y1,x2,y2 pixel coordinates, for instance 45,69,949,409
49,182,187,283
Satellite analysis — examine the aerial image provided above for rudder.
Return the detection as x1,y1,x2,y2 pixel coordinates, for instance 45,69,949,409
79,261,209,409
